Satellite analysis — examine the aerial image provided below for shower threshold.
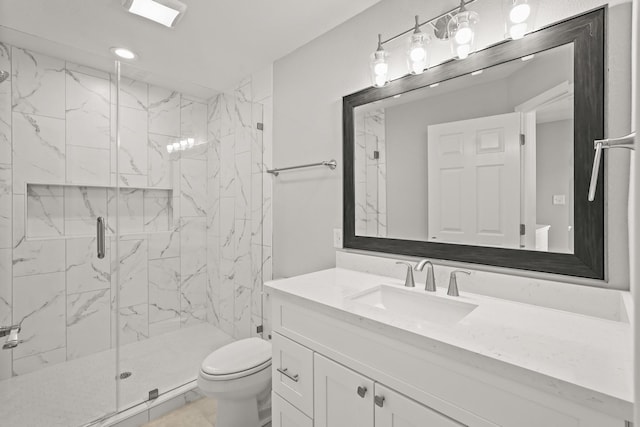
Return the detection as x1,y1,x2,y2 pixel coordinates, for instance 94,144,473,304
0,323,233,427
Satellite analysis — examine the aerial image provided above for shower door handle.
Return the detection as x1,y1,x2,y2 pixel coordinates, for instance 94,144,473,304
96,217,105,259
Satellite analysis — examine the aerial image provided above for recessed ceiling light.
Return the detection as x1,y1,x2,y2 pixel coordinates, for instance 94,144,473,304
471,70,483,76
111,47,137,60
122,0,187,28
521,54,535,61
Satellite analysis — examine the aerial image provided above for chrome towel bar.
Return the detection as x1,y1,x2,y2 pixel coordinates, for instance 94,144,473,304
267,159,337,176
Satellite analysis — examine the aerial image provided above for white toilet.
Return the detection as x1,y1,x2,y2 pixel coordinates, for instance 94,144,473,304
198,337,272,427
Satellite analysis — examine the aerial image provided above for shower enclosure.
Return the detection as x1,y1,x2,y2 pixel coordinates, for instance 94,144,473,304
0,37,271,426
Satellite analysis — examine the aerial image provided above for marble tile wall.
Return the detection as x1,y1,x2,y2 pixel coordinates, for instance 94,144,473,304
354,108,387,237
0,43,271,379
205,70,273,341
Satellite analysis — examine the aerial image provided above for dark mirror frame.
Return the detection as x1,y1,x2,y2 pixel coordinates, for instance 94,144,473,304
343,8,605,279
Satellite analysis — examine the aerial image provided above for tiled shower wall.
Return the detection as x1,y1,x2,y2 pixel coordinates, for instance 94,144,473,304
206,73,273,341
0,43,271,380
354,107,387,237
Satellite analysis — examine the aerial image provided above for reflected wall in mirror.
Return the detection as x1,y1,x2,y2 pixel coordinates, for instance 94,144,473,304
354,44,575,254
343,8,604,279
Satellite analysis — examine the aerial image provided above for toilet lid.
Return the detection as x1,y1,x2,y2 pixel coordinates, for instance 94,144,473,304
201,338,272,377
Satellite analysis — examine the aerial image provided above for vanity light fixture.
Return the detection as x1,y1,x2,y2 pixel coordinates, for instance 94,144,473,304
122,0,187,28
368,1,480,87
447,0,479,59
370,34,390,87
110,47,137,60
503,0,537,40
406,16,430,75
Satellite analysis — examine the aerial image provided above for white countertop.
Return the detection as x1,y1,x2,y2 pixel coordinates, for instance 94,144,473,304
265,268,633,418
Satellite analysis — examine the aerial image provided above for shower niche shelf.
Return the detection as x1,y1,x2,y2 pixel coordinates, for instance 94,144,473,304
24,182,175,240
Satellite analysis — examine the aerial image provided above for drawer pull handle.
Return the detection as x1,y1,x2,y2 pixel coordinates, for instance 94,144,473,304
277,367,299,382
357,386,367,398
374,395,385,407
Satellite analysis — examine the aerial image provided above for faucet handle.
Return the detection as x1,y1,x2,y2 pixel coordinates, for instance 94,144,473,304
447,270,470,296
395,261,415,287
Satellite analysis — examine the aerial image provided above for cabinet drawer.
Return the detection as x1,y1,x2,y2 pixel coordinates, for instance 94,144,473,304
272,392,313,427
272,332,314,417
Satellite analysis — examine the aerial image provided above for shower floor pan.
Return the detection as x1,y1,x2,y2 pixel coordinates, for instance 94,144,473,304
0,323,233,427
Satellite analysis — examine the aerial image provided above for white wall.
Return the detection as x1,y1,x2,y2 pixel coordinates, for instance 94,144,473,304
273,0,632,289
536,120,573,252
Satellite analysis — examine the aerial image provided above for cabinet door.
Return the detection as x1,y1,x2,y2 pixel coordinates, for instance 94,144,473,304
272,392,313,427
272,332,314,417
374,384,465,427
314,353,374,427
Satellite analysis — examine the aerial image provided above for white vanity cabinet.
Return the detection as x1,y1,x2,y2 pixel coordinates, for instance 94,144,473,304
314,353,464,427
269,289,628,427
272,335,462,427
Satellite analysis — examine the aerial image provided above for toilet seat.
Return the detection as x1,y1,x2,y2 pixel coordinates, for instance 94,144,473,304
200,338,272,381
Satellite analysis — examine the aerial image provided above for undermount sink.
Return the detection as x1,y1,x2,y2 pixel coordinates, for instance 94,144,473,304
347,285,478,325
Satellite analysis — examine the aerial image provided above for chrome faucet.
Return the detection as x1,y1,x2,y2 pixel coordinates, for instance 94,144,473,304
395,261,416,287
1,324,21,350
415,259,436,292
447,270,471,296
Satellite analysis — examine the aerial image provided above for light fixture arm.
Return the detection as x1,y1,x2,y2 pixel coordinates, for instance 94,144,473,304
378,0,478,46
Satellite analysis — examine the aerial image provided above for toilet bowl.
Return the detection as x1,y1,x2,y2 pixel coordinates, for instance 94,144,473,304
198,337,272,427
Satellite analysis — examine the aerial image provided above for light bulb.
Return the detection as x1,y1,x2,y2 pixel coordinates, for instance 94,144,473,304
457,44,471,59
410,46,426,62
172,142,181,151
370,33,390,87
509,23,527,39
166,144,174,153
455,25,474,45
374,62,388,76
187,138,195,148
509,3,531,23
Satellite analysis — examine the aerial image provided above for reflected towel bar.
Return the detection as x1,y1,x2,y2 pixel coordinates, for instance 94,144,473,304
267,159,337,176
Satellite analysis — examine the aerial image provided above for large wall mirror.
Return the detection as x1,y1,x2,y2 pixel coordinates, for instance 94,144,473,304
343,8,605,279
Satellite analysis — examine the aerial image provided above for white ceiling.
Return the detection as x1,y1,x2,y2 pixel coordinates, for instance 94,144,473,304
0,0,381,96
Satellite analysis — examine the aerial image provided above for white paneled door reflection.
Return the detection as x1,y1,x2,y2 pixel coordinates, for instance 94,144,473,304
428,112,521,248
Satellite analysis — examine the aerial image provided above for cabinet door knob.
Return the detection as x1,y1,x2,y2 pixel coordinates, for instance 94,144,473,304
357,386,367,398
374,395,385,407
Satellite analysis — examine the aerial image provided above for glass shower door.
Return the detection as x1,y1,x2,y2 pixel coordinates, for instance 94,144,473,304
0,40,119,426
114,60,267,415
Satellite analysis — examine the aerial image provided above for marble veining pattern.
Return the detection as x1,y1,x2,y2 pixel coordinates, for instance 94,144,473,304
149,86,180,137
11,47,65,119
65,70,110,150
66,288,110,359
12,112,65,194
66,236,111,295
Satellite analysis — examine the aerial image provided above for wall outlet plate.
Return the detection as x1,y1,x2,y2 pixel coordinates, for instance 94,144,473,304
333,228,343,248
552,195,566,205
